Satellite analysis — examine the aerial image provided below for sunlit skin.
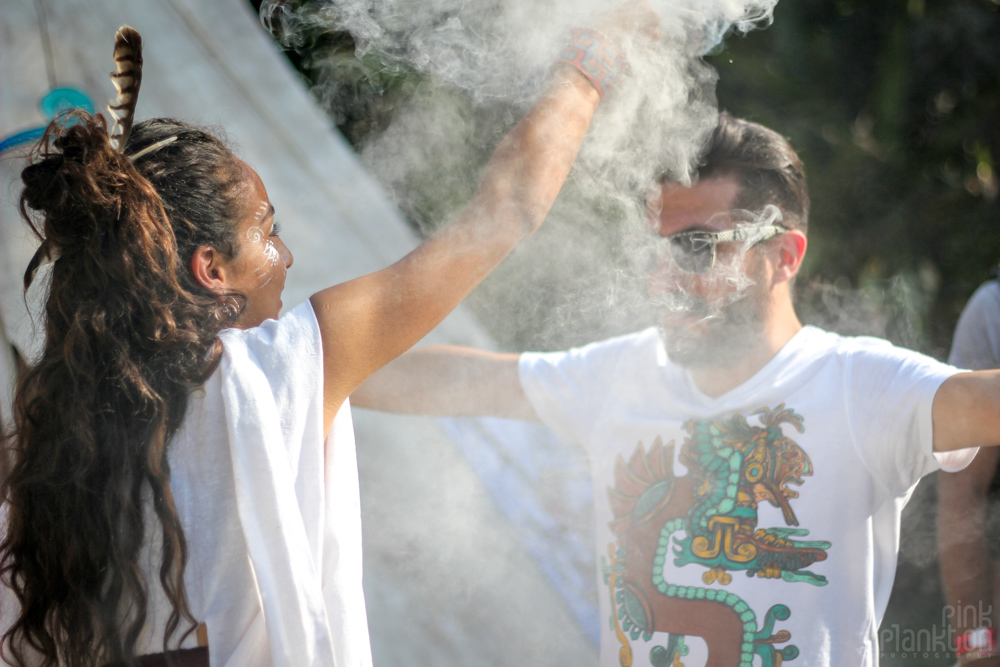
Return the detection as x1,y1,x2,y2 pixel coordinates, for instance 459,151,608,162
646,176,760,334
352,168,1000,454
350,175,808,417
189,162,294,329
646,175,808,397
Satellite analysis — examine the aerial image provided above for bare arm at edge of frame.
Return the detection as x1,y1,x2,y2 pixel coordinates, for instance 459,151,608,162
937,446,1000,653
355,341,1000,445
351,346,539,422
932,370,1000,451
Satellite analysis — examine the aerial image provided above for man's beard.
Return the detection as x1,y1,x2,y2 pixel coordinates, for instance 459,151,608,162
657,257,771,369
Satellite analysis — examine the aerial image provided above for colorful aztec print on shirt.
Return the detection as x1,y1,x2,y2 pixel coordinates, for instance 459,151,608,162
603,404,831,667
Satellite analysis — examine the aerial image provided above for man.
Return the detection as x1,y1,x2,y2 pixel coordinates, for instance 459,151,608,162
939,277,1000,667
352,114,1000,667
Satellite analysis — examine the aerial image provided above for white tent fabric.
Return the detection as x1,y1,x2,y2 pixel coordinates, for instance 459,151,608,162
0,0,595,664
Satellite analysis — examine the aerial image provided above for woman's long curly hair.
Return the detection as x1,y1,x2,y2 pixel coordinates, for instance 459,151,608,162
0,112,248,667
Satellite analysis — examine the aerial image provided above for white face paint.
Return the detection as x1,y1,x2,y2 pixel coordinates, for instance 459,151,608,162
244,199,286,289
228,163,294,328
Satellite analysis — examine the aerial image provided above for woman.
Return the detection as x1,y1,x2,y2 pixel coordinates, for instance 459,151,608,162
0,10,655,667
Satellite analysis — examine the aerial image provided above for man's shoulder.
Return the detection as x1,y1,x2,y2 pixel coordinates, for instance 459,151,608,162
971,277,1000,304
520,327,662,382
526,327,660,359
802,325,947,372
958,279,1000,325
588,326,661,352
949,280,1000,369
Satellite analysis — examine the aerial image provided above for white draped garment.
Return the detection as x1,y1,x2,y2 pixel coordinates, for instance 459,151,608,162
139,301,372,666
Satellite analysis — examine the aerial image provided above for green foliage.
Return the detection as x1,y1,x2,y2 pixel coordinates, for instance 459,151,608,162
709,0,1000,355
253,0,426,146
256,0,999,356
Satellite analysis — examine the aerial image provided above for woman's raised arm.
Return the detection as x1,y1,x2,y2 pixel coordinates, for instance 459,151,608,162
310,69,596,424
310,7,658,427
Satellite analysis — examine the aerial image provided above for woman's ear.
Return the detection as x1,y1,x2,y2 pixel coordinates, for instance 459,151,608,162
189,245,226,292
771,229,807,285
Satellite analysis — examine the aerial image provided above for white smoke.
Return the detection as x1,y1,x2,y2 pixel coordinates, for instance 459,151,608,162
261,0,780,348
263,0,778,217
624,204,785,312
262,0,777,96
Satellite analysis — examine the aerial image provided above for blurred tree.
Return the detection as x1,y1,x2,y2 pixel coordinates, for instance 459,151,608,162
710,0,1000,356
254,0,998,357
252,0,426,147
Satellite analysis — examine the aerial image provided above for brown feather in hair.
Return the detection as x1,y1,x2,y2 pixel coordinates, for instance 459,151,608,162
107,25,143,152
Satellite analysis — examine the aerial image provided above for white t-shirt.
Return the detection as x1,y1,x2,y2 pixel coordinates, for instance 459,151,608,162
519,325,974,667
949,280,1000,370
138,301,372,667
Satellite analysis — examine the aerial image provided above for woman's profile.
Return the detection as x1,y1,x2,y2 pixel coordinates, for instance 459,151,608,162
0,12,656,667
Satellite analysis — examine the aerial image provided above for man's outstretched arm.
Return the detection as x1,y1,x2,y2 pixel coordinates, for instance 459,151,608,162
933,370,1000,451
351,346,540,421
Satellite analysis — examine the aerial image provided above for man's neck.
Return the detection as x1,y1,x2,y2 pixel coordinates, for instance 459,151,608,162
688,305,803,399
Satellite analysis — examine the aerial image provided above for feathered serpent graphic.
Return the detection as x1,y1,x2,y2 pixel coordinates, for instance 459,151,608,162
107,25,143,152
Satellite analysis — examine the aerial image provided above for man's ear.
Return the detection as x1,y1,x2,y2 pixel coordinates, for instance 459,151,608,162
189,245,227,292
771,229,807,285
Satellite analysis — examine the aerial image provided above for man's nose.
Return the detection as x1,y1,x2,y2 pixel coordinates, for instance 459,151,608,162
646,255,688,294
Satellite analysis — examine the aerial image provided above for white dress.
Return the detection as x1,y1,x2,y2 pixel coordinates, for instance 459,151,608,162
137,301,372,667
